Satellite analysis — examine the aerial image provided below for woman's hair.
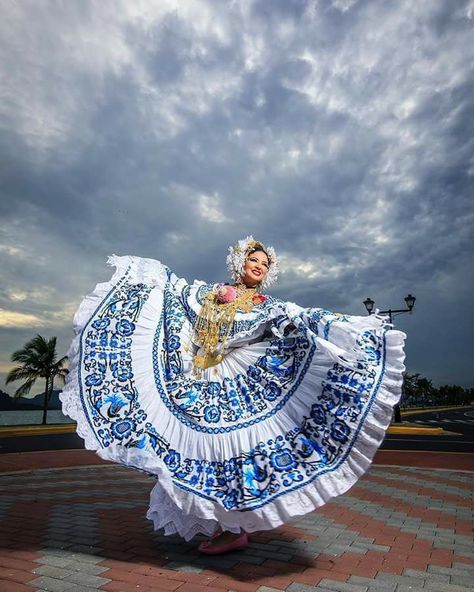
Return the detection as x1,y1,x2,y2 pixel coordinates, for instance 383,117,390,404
247,245,270,262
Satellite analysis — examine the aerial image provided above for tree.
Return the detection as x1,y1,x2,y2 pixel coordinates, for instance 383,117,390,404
402,373,436,407
438,384,470,406
6,335,68,425
402,373,473,408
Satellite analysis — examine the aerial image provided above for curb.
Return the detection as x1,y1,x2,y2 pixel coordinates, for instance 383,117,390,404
401,404,473,417
0,422,450,438
386,424,446,435
0,423,77,437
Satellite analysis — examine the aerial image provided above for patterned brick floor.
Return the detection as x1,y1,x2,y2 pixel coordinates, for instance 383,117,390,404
0,456,472,592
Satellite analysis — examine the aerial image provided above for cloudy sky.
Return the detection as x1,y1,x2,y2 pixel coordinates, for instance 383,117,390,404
1,0,473,397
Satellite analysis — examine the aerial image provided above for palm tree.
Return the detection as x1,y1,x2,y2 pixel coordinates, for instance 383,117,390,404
6,335,69,425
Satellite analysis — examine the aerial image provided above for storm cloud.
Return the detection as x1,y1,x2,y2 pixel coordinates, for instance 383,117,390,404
1,0,473,392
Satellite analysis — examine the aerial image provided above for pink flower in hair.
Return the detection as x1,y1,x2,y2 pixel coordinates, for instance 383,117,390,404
216,285,237,303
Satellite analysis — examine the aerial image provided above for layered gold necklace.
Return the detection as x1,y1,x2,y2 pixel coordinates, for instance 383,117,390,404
193,286,257,371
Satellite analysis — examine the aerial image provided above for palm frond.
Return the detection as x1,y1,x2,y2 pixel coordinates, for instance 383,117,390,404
23,335,53,360
9,334,68,390
30,334,50,349
11,350,38,364
5,367,39,384
14,377,37,398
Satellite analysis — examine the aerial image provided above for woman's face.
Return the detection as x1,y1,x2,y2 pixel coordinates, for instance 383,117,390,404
241,250,269,287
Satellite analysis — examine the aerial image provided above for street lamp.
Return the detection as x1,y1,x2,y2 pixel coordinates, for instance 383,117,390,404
363,297,375,315
404,293,416,312
363,294,416,323
363,294,416,423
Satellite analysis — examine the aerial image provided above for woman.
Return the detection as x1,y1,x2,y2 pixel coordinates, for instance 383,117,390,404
60,236,406,555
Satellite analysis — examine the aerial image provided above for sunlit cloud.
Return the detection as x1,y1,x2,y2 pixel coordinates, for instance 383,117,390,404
0,310,46,329
0,244,24,257
197,193,229,224
7,290,28,302
0,361,15,374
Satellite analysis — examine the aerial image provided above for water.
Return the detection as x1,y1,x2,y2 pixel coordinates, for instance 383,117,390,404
0,410,75,426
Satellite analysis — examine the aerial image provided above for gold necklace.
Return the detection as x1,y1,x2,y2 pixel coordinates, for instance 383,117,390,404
193,287,256,371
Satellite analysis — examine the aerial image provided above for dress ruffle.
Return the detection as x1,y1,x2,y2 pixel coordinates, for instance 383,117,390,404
60,255,406,541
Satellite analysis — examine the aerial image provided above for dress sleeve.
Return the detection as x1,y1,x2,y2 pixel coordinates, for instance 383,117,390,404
282,301,404,371
106,254,191,304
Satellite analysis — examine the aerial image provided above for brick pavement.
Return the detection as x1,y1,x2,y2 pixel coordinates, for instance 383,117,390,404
0,453,472,591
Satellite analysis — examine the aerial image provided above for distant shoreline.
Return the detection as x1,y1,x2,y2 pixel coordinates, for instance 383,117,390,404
0,389,63,412
0,410,74,426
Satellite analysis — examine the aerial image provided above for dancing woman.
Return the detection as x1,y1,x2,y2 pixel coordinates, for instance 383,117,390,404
61,236,406,554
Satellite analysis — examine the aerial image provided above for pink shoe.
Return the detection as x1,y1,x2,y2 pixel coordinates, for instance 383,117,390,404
198,532,248,555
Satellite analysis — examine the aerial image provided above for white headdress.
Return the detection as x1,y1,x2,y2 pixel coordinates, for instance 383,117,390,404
226,236,279,290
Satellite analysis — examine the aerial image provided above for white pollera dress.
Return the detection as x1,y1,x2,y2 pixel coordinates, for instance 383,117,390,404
60,255,406,541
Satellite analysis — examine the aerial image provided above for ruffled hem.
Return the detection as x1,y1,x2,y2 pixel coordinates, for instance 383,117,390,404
60,255,406,540
146,322,405,539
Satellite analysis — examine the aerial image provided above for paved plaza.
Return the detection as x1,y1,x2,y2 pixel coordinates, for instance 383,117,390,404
0,451,472,592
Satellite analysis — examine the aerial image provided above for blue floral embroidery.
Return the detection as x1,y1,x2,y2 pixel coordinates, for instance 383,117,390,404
165,335,181,351
111,418,136,439
78,269,388,512
153,310,315,433
85,373,103,387
247,367,261,381
103,392,129,415
161,288,185,381
263,382,281,401
330,419,351,443
203,405,221,423
92,318,110,330
164,449,181,470
206,382,221,397
270,449,297,472
116,319,135,337
310,403,327,424
79,274,152,449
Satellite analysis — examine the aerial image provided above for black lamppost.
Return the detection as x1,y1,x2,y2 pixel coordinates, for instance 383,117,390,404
363,294,416,423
